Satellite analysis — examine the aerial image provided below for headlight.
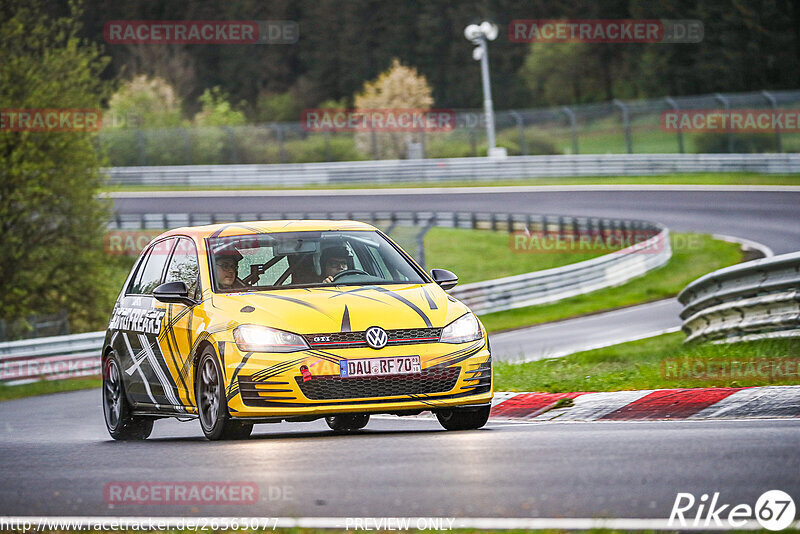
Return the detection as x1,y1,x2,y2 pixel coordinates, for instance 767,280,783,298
233,325,309,353
440,312,482,344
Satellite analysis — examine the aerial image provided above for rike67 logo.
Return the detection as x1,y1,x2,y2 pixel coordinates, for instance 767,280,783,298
669,490,796,530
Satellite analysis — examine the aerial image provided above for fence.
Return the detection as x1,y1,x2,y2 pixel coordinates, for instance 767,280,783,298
100,90,800,166
2,211,670,383
678,251,800,343
0,311,70,342
106,153,800,187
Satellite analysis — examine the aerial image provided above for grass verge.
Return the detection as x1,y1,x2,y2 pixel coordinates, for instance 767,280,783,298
103,172,800,192
494,332,800,392
479,233,742,333
425,227,604,285
0,377,101,402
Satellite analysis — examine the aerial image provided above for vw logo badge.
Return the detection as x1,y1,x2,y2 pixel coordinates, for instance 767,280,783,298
365,326,388,349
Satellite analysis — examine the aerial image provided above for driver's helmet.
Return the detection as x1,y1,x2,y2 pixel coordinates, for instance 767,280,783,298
320,245,351,272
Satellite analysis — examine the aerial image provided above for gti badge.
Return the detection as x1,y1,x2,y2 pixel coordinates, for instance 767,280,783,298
365,326,388,349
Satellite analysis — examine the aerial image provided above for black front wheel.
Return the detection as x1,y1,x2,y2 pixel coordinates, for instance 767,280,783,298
436,405,491,431
196,349,253,440
325,413,370,433
102,353,154,440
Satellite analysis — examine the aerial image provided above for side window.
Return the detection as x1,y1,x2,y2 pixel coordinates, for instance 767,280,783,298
349,244,365,271
366,245,392,278
128,239,175,295
164,238,200,299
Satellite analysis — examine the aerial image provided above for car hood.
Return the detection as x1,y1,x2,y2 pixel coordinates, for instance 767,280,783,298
209,283,470,334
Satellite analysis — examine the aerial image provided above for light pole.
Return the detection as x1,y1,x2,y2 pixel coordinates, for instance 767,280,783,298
464,21,506,158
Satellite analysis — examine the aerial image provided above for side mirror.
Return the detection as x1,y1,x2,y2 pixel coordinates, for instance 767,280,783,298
430,268,459,290
153,281,196,306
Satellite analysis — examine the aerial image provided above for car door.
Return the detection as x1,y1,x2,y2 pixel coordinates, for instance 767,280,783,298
111,237,184,409
158,237,203,408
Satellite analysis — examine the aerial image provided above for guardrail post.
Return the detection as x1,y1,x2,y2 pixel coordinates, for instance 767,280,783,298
415,217,436,269
665,97,685,154
613,99,633,154
714,93,734,153
136,130,147,166
561,106,579,154
370,129,378,159
178,127,192,164
223,127,239,164
469,128,478,157
509,111,527,155
273,124,287,163
761,90,783,153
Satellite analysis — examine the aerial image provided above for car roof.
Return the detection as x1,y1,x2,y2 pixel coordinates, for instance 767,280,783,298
158,219,379,241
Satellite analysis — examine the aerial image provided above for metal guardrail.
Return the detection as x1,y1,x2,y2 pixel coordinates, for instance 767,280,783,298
2,211,671,384
0,331,104,385
106,153,800,187
454,229,670,314
678,251,800,343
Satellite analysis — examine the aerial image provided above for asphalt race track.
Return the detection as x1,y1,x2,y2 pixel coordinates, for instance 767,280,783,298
1,389,799,519
490,299,681,362
110,186,800,253
2,186,797,521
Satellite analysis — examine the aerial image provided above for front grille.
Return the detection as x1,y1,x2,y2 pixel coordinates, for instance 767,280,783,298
303,327,442,349
295,366,461,400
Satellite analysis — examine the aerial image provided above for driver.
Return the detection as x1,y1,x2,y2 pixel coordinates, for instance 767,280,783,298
213,248,246,290
320,245,351,283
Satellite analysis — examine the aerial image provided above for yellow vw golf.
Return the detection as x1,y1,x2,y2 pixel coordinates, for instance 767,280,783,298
101,220,492,440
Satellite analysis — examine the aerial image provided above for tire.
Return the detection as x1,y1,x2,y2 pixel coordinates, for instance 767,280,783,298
102,352,154,440
325,413,370,433
436,405,491,431
196,348,253,440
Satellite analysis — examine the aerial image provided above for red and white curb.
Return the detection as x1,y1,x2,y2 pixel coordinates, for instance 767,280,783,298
489,386,800,421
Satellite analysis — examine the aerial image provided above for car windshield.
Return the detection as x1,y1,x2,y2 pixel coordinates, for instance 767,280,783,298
207,230,427,292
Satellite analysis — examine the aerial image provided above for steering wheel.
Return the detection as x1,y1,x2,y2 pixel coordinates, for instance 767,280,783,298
331,269,370,281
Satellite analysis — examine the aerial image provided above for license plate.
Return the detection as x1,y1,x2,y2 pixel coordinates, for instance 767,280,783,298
340,355,421,378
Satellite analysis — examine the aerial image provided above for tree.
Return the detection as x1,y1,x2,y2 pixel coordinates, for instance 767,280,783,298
354,58,434,159
106,75,184,129
193,87,246,127
0,0,113,337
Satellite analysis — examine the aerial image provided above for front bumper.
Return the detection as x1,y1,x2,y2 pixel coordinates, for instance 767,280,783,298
222,339,493,419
